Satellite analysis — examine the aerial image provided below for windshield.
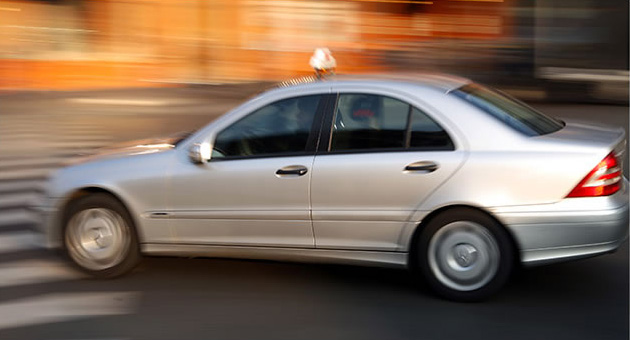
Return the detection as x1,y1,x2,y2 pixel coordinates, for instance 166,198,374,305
451,84,564,136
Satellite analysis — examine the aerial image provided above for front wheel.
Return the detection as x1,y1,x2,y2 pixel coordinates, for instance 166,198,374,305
417,209,514,301
63,193,141,278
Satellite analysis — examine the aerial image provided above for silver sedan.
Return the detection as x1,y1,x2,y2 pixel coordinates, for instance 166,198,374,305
38,74,629,301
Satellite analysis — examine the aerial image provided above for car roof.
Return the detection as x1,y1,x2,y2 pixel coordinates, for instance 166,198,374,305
275,72,471,93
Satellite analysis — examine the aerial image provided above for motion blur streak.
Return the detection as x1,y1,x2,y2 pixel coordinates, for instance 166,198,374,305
0,292,139,330
0,0,627,339
0,0,626,102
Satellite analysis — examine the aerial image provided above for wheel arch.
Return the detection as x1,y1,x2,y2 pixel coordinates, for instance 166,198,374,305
407,204,521,269
56,186,142,248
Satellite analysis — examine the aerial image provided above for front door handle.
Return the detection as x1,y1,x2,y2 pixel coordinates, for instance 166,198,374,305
276,165,308,176
404,161,439,173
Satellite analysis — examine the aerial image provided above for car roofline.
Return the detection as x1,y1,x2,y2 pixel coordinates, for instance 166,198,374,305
273,72,472,93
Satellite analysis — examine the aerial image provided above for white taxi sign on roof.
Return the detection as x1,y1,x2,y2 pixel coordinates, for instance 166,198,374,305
310,48,336,78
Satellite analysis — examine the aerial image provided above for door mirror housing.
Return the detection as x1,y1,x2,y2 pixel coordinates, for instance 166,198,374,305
189,142,212,164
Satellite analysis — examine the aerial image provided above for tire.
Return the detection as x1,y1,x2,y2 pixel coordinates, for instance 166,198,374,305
417,208,514,302
63,193,141,278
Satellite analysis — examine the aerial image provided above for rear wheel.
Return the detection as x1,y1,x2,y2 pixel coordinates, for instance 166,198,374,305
417,208,514,301
63,193,141,278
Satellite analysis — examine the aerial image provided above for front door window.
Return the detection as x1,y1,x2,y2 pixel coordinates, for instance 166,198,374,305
213,95,323,158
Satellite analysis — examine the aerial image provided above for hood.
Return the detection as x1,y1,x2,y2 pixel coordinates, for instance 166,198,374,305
64,136,179,166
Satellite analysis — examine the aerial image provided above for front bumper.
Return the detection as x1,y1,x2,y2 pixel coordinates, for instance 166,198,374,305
30,196,62,249
492,178,629,266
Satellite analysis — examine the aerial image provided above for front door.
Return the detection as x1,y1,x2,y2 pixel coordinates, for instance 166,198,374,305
169,94,327,248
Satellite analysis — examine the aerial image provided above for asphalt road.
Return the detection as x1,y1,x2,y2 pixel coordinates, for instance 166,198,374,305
0,87,628,340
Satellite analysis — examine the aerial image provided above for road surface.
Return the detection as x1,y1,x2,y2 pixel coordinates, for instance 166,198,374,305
0,87,627,340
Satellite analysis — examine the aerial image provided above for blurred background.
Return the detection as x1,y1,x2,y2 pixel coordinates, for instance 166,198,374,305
0,1,628,339
0,0,627,101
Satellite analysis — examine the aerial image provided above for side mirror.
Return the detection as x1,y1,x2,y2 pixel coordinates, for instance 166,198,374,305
188,142,212,164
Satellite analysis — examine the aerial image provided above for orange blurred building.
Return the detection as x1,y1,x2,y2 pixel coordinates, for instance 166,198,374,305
0,0,510,90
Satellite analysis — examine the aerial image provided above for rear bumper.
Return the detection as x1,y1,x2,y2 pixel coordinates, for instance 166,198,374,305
491,178,629,266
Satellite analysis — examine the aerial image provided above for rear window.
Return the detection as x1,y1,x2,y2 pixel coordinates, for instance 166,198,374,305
452,84,564,136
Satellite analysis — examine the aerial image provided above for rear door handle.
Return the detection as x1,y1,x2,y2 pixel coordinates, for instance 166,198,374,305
276,165,308,176
404,161,439,173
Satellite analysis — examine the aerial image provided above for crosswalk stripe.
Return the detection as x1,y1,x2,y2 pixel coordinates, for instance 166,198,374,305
68,97,169,106
0,149,102,159
0,157,63,170
0,192,41,210
0,180,46,194
0,292,139,330
48,141,109,149
0,209,40,228
0,141,107,150
0,128,108,132
46,135,112,142
0,258,83,288
0,167,51,181
0,231,40,254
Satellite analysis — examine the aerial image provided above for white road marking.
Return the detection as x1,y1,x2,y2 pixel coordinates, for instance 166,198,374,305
0,167,51,181
0,259,84,288
0,180,46,194
67,98,169,106
0,157,64,169
0,231,40,254
0,210,39,227
0,192,42,210
0,140,107,151
0,292,139,330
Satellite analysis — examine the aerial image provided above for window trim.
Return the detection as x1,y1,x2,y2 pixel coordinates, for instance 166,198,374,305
318,92,338,154
316,145,457,157
404,104,413,148
210,93,333,162
209,151,320,162
318,92,455,154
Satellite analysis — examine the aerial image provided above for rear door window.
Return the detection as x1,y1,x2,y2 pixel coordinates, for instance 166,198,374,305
329,93,454,152
409,107,454,149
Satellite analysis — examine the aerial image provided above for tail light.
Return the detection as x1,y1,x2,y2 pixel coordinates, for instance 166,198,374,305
566,152,622,197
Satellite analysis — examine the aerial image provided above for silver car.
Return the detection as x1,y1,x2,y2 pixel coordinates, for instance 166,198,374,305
38,74,629,301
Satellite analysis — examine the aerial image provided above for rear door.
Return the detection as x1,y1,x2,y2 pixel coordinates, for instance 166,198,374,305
310,88,466,251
